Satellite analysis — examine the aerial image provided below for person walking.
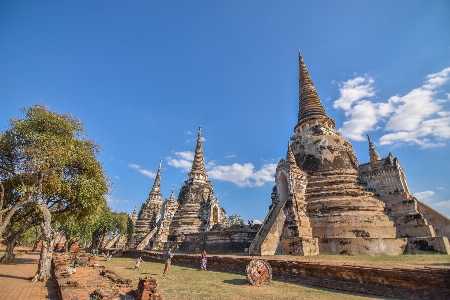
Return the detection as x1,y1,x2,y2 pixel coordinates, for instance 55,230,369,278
163,248,173,276
135,257,143,269
200,250,207,271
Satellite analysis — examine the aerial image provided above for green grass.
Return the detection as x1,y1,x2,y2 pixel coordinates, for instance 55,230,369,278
101,257,389,300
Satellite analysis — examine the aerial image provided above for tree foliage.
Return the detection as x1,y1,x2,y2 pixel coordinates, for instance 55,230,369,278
225,214,244,226
0,105,110,281
90,207,129,251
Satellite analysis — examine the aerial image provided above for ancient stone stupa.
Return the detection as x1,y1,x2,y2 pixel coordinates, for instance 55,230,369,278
168,127,227,243
132,127,226,250
249,51,450,256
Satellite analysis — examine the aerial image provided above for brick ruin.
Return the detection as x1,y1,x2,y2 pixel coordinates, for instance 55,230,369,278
249,51,450,256
131,127,227,250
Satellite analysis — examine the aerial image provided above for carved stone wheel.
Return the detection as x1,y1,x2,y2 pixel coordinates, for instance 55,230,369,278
245,259,272,286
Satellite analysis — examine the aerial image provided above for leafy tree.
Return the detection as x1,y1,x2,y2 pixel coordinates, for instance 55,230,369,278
225,214,244,226
0,203,41,263
127,216,135,241
0,105,109,281
89,208,128,251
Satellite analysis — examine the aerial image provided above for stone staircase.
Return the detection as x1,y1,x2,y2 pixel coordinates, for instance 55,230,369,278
136,227,158,250
105,234,121,249
249,197,287,255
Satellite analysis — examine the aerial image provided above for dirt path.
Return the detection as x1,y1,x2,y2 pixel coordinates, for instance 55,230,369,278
0,251,57,300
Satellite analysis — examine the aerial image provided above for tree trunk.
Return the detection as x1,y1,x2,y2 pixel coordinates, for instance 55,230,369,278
31,203,55,282
91,232,101,252
1,224,27,264
32,240,38,252
0,235,18,264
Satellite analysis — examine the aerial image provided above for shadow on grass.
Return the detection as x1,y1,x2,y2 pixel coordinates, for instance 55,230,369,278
222,279,247,285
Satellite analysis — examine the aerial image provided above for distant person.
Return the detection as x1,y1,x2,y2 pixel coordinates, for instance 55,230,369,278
135,257,143,269
250,220,254,230
163,248,173,276
240,221,244,230
200,250,207,270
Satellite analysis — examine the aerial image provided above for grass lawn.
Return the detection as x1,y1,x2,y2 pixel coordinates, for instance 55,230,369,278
102,256,391,300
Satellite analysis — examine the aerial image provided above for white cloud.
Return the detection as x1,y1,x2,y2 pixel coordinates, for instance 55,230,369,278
338,100,391,141
186,137,206,144
226,153,236,158
106,196,130,204
167,151,194,172
138,169,157,178
174,151,194,161
167,158,192,172
431,200,450,209
430,200,450,218
208,163,277,187
167,151,277,187
128,164,157,178
437,187,445,190
413,190,434,202
114,176,120,179
333,76,375,111
333,67,450,147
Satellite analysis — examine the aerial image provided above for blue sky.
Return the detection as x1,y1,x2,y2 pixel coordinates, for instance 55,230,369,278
1,1,449,221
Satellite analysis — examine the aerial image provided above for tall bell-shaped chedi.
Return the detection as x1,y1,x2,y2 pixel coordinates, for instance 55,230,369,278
251,52,407,255
134,160,164,244
169,127,227,244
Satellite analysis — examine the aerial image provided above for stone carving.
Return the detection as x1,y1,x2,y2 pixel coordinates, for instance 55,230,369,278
251,51,450,256
246,260,272,286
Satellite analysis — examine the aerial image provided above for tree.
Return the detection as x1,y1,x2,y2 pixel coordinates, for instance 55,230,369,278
0,105,109,281
225,214,244,226
89,208,128,251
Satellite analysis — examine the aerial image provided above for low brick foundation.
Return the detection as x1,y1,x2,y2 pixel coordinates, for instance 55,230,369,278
52,253,134,300
124,250,450,299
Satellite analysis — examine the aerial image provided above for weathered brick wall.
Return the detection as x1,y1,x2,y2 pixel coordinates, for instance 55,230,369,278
123,250,450,299
179,231,256,253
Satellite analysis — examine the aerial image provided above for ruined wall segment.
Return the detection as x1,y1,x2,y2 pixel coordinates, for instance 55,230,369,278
359,139,450,254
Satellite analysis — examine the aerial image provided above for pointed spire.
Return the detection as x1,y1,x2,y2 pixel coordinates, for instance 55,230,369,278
169,186,175,201
188,127,208,182
148,160,163,202
367,135,381,162
296,51,335,131
286,140,304,174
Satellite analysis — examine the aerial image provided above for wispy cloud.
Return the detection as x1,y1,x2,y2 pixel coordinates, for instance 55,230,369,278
437,187,445,190
333,67,450,147
333,75,375,111
226,153,236,158
413,190,434,202
106,196,130,204
208,163,277,187
430,200,450,217
128,163,157,178
186,137,206,144
167,152,276,187
167,151,194,172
